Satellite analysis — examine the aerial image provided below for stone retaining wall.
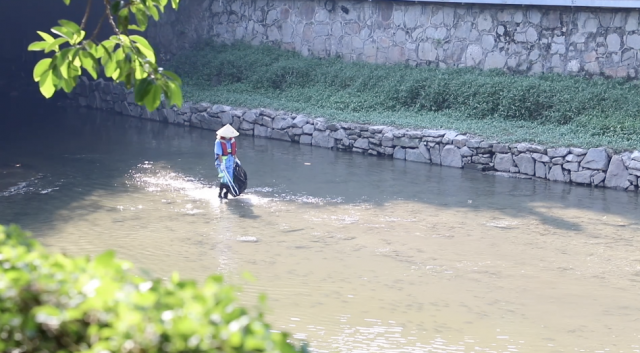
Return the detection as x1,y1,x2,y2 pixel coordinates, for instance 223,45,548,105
148,0,640,78
68,77,640,193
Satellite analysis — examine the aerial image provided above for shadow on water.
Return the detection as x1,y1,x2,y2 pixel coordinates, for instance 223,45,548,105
1,107,638,232
226,199,260,220
1,106,169,223
243,134,638,232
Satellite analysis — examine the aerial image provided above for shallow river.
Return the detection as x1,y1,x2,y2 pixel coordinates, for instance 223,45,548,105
1,108,639,352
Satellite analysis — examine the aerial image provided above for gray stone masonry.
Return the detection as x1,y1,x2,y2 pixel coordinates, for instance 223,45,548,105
67,78,640,193
148,0,640,79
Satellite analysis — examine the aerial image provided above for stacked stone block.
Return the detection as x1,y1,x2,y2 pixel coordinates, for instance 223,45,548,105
68,78,640,193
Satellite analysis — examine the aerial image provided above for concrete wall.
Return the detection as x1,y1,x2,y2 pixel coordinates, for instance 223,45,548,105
148,0,640,78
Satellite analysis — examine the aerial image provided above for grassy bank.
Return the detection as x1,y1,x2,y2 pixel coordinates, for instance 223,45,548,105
169,42,640,151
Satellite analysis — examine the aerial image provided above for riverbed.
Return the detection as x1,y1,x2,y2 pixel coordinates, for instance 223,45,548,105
1,108,639,352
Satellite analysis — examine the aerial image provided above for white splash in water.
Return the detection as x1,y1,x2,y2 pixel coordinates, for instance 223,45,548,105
129,163,344,208
485,220,520,228
237,236,259,243
39,187,59,194
1,174,50,197
2,182,30,196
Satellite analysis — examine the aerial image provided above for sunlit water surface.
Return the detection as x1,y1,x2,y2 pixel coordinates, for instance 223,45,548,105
1,108,639,352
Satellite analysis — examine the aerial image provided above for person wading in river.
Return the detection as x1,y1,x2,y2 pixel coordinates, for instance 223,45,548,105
214,124,239,199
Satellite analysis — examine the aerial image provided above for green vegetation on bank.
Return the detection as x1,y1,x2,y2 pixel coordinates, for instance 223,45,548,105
0,224,307,353
169,42,640,151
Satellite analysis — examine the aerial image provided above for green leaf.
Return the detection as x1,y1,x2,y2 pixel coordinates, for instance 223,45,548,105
111,67,121,81
71,30,86,45
103,58,117,77
33,58,52,82
242,271,256,283
73,54,82,68
39,70,55,98
101,39,117,53
123,70,135,88
244,336,267,351
61,77,75,93
37,31,55,43
130,35,152,52
110,0,123,14
114,47,125,61
167,82,183,108
132,36,155,62
85,41,104,59
170,271,180,284
148,4,160,21
117,8,130,34
52,26,73,40
58,20,81,36
63,0,70,4
79,51,98,79
119,59,133,81
132,60,145,80
162,70,182,85
134,77,152,103
172,0,180,10
157,0,168,12
49,66,62,88
103,47,122,77
45,37,68,53
68,63,81,79
96,43,111,60
144,83,162,110
94,250,116,269
133,8,149,31
56,47,73,67
84,40,96,51
28,41,49,51
128,24,144,32
59,60,70,79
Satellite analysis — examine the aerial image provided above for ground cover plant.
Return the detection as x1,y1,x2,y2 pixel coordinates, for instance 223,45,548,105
169,41,640,151
0,224,307,353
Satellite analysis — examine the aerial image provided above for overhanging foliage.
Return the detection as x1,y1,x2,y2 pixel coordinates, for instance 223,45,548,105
28,0,184,111
0,224,307,353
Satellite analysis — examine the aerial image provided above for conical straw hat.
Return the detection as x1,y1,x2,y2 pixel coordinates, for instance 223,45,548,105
216,124,239,138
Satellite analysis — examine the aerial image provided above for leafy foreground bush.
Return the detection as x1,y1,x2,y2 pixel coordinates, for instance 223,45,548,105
169,42,640,151
0,224,307,353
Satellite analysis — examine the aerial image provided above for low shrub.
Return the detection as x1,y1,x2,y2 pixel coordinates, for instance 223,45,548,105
168,41,640,151
0,224,307,353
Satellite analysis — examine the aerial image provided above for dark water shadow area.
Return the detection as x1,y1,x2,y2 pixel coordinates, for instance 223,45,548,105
1,108,638,233
240,130,640,233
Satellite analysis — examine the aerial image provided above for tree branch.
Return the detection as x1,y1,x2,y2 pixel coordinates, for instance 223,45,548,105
80,0,93,29
103,0,121,35
90,11,107,41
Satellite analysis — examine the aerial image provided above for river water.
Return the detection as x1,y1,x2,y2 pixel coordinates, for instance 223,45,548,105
1,107,639,352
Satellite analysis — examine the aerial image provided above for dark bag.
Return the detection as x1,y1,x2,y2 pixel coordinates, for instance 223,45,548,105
230,161,248,197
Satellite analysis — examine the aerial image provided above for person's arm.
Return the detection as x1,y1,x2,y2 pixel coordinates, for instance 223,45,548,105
214,140,223,164
231,139,237,159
